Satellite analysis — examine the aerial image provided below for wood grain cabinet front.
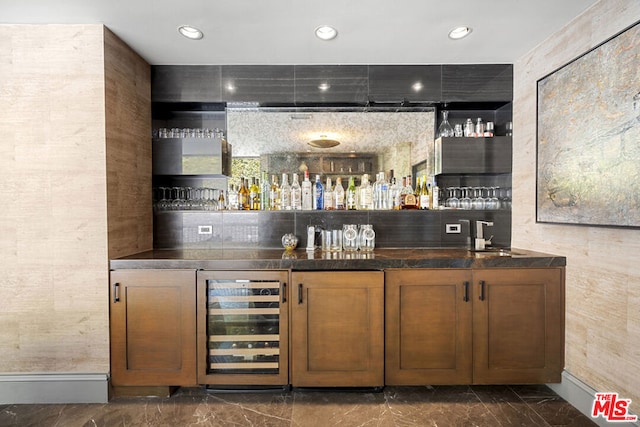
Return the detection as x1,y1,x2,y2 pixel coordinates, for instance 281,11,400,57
109,269,197,387
385,268,565,385
290,271,384,387
472,268,565,384
385,269,473,385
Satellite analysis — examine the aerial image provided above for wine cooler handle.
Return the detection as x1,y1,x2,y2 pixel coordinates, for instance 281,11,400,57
113,282,120,303
479,280,485,301
298,283,303,304
282,282,287,303
463,281,469,302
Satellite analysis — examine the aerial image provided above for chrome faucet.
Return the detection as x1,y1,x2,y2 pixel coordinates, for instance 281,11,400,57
475,221,494,250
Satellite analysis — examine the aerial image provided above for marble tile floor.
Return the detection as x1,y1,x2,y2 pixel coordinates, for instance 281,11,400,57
0,384,597,427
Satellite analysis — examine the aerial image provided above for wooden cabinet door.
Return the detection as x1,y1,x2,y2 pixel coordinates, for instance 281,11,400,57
385,269,473,385
110,269,197,386
472,268,565,384
290,271,384,387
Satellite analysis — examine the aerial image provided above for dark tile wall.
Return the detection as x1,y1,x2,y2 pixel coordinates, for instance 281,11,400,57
154,210,512,250
151,64,513,105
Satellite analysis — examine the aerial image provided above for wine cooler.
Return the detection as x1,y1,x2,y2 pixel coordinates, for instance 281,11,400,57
197,271,289,386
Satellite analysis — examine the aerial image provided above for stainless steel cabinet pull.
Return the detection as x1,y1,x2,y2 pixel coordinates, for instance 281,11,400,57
113,282,120,303
463,281,469,302
282,282,287,303
479,280,485,301
298,283,303,304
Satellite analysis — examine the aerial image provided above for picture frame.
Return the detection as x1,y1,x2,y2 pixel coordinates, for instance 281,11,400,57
536,21,640,228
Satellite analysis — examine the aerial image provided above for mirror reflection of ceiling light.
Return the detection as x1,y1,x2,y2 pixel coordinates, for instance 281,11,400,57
318,82,331,91
178,25,204,40
225,83,236,93
448,26,472,40
308,134,340,148
315,25,338,41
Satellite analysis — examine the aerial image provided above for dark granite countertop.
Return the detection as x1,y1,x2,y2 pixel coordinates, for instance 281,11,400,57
110,247,566,270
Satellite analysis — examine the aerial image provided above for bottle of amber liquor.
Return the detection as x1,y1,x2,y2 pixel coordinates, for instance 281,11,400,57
401,175,419,210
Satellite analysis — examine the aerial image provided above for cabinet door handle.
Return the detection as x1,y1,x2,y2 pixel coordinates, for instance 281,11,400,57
463,281,469,302
298,283,303,304
281,282,287,303
479,280,485,301
113,282,120,303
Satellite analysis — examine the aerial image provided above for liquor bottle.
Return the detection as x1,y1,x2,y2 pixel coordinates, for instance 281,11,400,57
323,177,334,210
372,172,381,209
378,172,389,210
431,181,440,210
269,174,280,211
239,178,250,210
301,170,312,210
401,175,418,210
358,174,373,210
334,177,345,210
389,176,401,210
260,171,269,211
419,176,430,210
218,189,225,210
313,174,324,210
346,176,357,210
280,173,291,210
291,173,302,210
250,177,260,210
228,184,238,210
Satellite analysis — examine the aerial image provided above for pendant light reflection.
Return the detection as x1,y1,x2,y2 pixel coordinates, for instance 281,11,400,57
308,134,340,148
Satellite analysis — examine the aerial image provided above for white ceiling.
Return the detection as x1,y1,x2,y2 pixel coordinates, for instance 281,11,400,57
0,0,599,65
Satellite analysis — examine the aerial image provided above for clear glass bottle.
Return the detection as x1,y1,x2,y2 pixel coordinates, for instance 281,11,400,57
301,170,312,210
438,110,454,138
358,174,373,210
280,173,291,210
419,176,430,210
323,177,334,210
290,173,301,210
346,176,357,210
334,177,345,210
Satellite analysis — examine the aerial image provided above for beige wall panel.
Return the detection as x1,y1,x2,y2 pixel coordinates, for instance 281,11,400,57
0,24,110,373
513,0,640,413
103,28,152,259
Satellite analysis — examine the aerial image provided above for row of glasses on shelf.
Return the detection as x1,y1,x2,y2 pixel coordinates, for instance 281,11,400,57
154,128,224,139
444,186,511,210
154,186,223,211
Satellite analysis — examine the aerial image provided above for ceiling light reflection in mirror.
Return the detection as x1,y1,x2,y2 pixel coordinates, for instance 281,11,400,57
226,108,435,159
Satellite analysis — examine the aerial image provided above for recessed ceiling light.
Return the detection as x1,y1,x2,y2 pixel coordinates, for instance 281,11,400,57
412,82,424,92
318,82,331,91
178,25,204,40
448,26,472,40
315,25,338,41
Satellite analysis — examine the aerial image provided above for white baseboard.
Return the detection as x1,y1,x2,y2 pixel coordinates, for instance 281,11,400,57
548,370,639,427
0,373,109,404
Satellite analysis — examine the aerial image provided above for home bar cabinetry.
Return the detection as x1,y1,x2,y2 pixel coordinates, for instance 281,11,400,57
108,64,566,392
385,267,565,385
290,271,384,387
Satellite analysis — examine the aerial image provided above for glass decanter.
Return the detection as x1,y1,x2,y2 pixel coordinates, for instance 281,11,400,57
437,110,454,138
